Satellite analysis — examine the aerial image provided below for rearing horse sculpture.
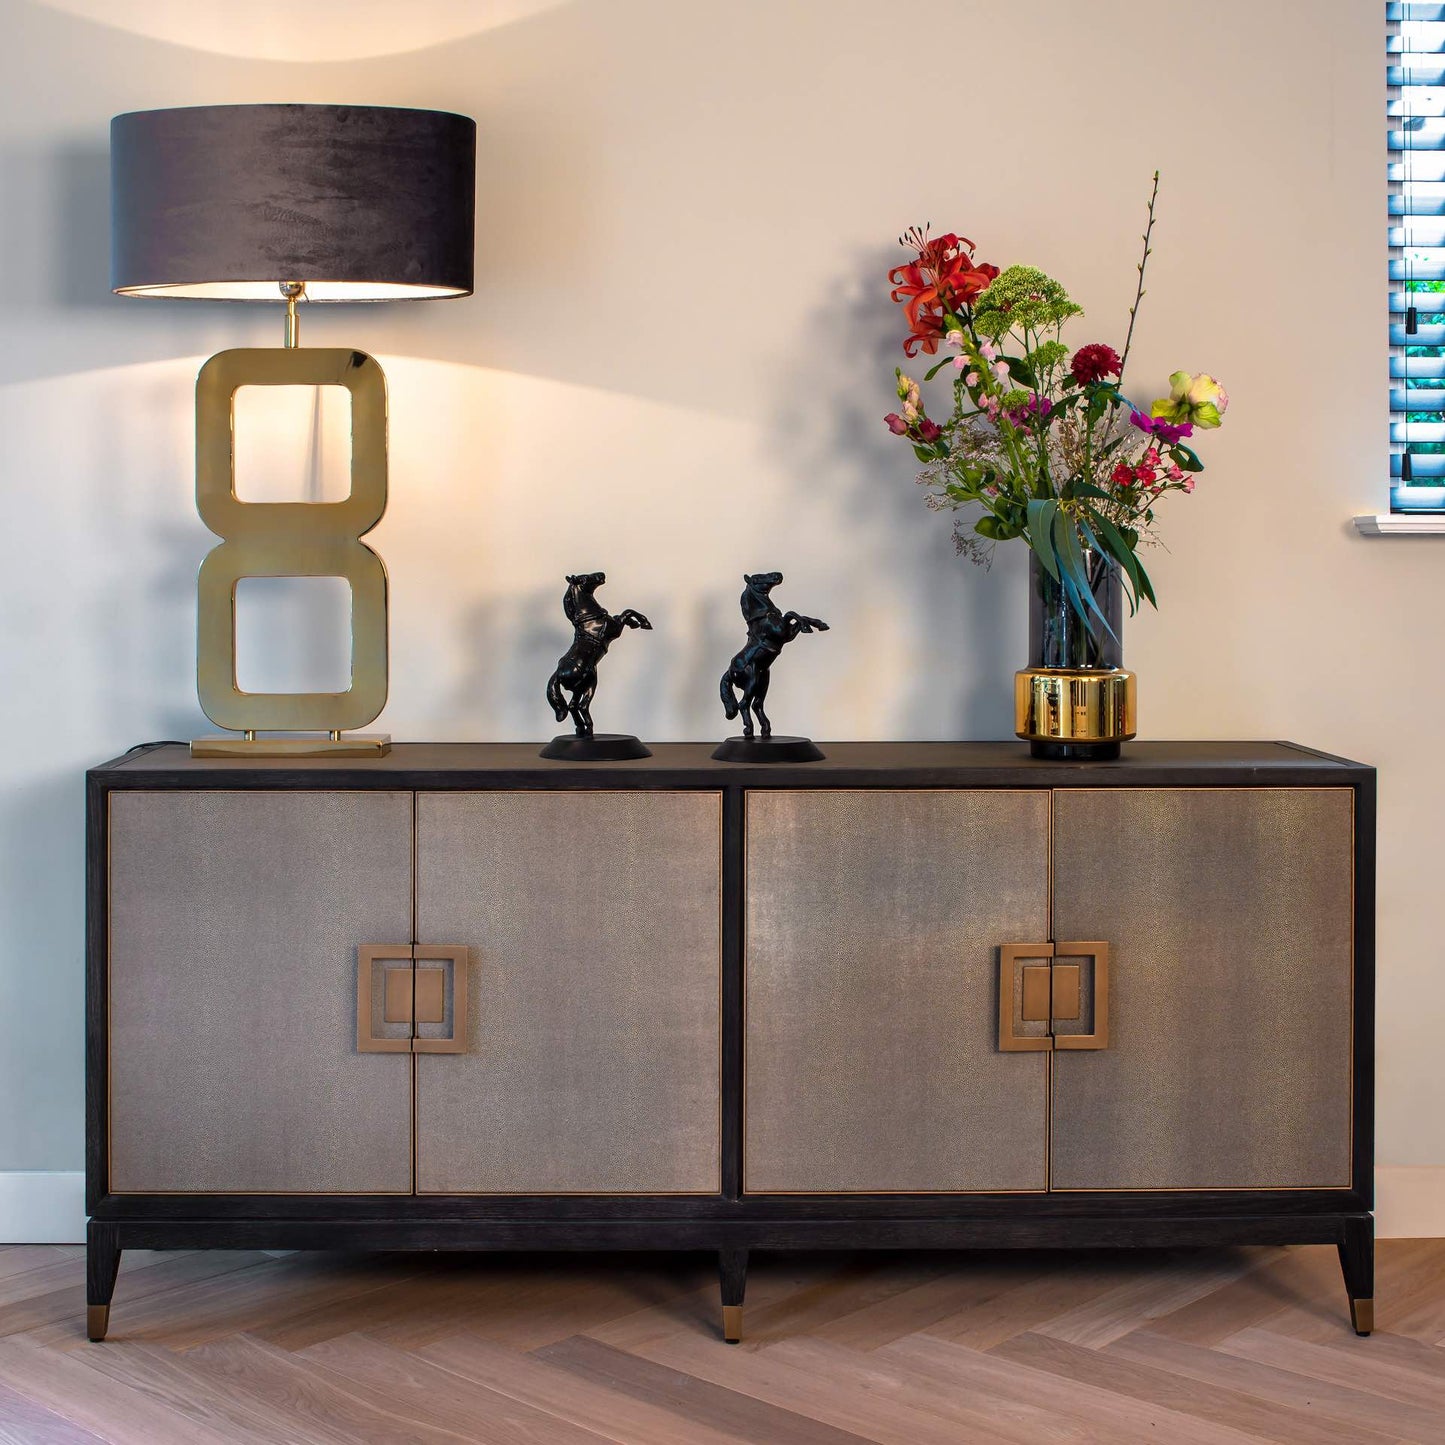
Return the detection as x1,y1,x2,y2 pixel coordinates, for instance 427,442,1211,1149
546,572,651,738
719,572,828,739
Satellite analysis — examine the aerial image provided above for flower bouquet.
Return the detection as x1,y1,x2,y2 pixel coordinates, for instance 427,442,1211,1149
881,176,1228,756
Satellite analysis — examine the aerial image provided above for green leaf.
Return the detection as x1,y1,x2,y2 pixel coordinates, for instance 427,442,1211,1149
1171,443,1203,472
912,445,934,463
1026,499,1060,579
1084,507,1146,615
924,357,955,382
1052,508,1119,641
1002,355,1038,389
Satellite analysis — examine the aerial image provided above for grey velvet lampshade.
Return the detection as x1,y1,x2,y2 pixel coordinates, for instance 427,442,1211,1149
110,104,476,301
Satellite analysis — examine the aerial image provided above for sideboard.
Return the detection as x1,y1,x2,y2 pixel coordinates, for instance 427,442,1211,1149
85,741,1374,1342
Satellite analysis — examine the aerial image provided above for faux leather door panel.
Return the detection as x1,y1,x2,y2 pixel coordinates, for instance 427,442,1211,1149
108,790,414,1193
414,792,722,1194
745,789,1051,1193
1050,788,1354,1191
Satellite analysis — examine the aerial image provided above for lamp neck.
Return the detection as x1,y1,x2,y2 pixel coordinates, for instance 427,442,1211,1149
279,282,306,347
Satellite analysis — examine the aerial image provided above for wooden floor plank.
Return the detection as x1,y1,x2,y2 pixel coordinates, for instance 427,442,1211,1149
537,1333,880,1445
1109,1329,1445,1444
878,1331,1273,1445
627,1323,1107,1445
762,1334,1117,1445
0,1338,251,1445
1035,1249,1270,1349
0,1379,111,1445
1218,1325,1445,1411
993,1328,1402,1445
418,1332,754,1445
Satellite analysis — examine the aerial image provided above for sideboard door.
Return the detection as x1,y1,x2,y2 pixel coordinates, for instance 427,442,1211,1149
414,792,722,1194
1050,788,1355,1191
107,790,415,1194
744,790,1051,1194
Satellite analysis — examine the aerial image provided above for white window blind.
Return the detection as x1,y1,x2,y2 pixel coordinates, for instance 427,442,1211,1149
1390,3,1445,507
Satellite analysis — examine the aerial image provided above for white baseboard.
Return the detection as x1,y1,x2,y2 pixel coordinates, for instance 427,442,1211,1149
1375,1166,1445,1238
0,1171,85,1244
0,1166,1439,1247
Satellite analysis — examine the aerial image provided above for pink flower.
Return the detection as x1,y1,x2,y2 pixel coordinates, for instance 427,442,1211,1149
1168,463,1184,482
992,360,1011,382
964,370,980,385
884,412,909,435
1183,478,1195,493
980,341,1000,362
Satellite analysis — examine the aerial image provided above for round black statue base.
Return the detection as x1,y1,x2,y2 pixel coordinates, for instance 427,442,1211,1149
540,733,653,762
1029,739,1121,762
711,735,825,764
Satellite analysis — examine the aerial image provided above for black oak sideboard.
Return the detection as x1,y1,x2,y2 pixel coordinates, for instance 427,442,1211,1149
85,741,1375,1343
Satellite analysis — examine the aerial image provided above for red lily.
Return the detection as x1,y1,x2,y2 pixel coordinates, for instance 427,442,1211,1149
889,227,999,356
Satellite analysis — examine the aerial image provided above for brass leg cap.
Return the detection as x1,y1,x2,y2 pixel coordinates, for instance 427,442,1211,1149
1350,1298,1374,1336
722,1304,742,1344
86,1304,110,1342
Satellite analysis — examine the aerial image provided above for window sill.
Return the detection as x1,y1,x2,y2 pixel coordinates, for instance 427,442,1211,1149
1354,514,1445,535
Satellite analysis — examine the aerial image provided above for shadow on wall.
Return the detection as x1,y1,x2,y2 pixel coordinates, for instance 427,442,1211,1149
450,578,740,742
769,243,1021,740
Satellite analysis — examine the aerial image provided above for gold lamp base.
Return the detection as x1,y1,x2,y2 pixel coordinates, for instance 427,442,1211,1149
1015,668,1136,758
191,734,392,758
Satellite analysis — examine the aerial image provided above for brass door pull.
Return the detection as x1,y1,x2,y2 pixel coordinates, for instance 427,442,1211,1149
358,944,470,1053
999,941,1109,1052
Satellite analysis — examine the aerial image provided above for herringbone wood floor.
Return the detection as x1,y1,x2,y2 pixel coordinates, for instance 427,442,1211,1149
0,1241,1441,1443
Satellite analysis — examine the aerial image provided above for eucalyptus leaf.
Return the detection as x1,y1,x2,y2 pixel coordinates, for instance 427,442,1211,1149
1026,500,1060,579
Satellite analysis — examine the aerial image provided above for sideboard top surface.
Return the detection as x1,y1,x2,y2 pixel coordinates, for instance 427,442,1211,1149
89,741,1371,790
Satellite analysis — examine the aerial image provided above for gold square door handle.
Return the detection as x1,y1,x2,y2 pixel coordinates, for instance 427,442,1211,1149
358,944,470,1053
998,941,1109,1052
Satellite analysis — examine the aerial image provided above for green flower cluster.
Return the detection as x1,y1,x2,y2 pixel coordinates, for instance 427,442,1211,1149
973,266,1083,342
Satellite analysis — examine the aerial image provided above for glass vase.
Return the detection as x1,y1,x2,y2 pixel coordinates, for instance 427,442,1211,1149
1015,548,1136,761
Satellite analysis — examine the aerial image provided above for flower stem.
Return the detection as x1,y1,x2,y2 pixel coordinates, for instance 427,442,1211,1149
1118,171,1160,384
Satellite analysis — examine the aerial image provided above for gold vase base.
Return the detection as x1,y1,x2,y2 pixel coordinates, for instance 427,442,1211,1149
1015,668,1136,759
190,733,392,758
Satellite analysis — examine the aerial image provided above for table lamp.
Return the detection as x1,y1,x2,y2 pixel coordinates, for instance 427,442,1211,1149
110,103,476,756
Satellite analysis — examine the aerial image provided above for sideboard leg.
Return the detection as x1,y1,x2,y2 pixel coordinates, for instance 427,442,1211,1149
86,1222,122,1342
718,1248,748,1344
1338,1214,1374,1336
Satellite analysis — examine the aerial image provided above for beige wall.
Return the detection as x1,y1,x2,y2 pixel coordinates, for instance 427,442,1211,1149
0,1,1426,1188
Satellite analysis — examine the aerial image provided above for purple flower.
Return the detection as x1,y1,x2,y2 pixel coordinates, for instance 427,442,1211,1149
1005,395,1053,427
1129,409,1194,445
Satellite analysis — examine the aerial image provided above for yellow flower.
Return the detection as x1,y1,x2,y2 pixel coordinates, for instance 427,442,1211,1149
1150,371,1228,430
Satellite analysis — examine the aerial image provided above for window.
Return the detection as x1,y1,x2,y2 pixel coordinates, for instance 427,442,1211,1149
1390,3,1445,508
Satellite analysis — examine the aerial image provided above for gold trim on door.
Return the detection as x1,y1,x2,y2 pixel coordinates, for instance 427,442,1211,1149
999,940,1109,1052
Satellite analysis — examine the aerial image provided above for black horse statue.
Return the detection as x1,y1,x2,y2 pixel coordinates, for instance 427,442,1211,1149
714,572,828,762
540,572,653,761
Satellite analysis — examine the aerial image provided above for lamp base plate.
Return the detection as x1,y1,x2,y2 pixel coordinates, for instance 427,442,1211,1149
190,734,392,758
